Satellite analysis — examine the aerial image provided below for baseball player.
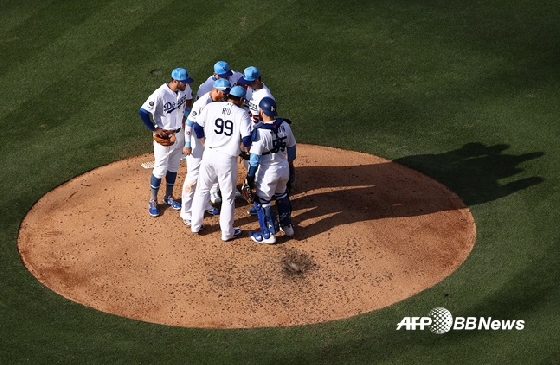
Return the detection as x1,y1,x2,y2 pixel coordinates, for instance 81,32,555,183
190,86,252,241
245,97,296,244
237,66,274,124
238,66,276,216
195,60,244,100
196,60,244,204
179,78,231,226
139,67,193,217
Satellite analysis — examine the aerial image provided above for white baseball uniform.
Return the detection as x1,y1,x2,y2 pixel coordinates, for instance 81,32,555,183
190,101,252,240
195,71,243,100
140,83,192,178
251,121,297,201
247,85,273,124
180,91,215,221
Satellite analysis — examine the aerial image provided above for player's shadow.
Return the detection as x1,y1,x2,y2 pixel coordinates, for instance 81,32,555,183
261,143,544,240
394,142,544,206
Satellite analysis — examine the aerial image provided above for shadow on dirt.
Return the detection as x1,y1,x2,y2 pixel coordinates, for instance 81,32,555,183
235,143,543,240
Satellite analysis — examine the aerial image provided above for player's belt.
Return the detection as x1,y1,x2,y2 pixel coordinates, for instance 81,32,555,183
172,128,181,133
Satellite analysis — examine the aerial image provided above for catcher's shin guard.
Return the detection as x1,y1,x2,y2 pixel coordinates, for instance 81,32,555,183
252,200,278,241
275,193,292,227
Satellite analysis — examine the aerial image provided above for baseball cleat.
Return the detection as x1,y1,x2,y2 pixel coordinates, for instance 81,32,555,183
250,230,276,244
183,219,191,227
192,224,205,234
210,191,222,204
148,200,160,217
280,224,295,237
223,228,242,242
205,207,220,216
163,195,181,210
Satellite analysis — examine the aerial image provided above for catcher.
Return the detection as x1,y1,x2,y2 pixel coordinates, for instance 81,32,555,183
243,97,297,244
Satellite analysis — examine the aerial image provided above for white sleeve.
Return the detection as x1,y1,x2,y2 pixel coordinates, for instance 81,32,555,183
140,89,159,114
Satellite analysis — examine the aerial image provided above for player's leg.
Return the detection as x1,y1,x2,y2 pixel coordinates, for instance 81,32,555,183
149,141,171,217
190,156,216,233
216,154,239,241
180,153,202,224
210,181,221,205
274,164,294,236
250,168,277,244
163,135,184,209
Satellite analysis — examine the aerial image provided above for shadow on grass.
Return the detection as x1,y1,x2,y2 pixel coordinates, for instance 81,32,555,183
394,142,545,206
235,143,544,240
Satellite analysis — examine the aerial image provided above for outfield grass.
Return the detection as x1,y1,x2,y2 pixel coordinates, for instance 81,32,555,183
1,0,559,363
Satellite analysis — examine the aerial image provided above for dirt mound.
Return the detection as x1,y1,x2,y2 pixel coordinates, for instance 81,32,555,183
18,144,475,328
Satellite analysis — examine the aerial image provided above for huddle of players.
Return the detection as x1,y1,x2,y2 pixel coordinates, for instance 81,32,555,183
139,61,297,244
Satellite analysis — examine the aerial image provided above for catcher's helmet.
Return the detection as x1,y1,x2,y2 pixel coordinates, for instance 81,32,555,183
259,97,277,116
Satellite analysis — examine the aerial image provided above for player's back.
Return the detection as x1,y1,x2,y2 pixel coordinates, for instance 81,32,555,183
248,86,274,122
200,101,252,157
188,92,212,121
196,71,243,100
254,121,296,167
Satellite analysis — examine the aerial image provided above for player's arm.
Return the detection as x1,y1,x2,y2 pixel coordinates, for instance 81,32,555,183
140,93,167,137
183,118,194,155
246,153,260,188
139,108,155,131
245,129,263,188
283,124,297,190
183,86,193,123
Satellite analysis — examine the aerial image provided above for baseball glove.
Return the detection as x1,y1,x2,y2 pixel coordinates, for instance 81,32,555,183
153,132,176,146
241,178,254,204
238,151,250,161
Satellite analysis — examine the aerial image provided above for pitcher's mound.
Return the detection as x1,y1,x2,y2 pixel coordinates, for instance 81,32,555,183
18,144,475,328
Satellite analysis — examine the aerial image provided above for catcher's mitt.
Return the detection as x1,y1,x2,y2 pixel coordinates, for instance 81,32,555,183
241,178,254,204
153,132,176,146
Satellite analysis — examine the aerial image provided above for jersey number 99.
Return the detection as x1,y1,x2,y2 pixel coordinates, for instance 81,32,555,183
214,118,233,136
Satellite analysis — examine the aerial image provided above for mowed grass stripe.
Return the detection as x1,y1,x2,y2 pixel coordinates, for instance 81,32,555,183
0,0,173,116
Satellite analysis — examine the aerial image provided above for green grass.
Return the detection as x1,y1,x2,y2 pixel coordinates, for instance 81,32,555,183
1,0,559,363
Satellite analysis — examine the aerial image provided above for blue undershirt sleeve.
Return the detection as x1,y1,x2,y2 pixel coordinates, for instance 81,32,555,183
183,107,192,118
242,135,252,148
193,122,205,139
139,108,155,131
287,145,297,161
248,153,260,177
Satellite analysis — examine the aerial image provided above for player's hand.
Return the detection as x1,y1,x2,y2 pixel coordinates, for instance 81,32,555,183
245,175,255,189
183,147,192,155
153,127,167,138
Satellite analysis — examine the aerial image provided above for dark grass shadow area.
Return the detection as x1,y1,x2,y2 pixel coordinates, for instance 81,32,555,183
233,143,544,240
395,143,545,206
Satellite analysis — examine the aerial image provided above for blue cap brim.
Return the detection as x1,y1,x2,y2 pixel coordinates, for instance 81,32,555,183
237,77,254,85
177,77,194,84
217,70,233,77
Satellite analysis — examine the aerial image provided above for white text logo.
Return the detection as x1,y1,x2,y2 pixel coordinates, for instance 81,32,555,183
396,307,525,334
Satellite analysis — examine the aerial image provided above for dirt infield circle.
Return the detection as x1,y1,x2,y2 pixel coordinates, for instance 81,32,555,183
18,144,475,328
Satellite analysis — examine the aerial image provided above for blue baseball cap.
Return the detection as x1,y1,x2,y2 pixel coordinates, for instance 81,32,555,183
229,85,246,98
171,68,194,84
238,66,261,84
259,97,277,116
213,78,231,92
214,61,233,78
